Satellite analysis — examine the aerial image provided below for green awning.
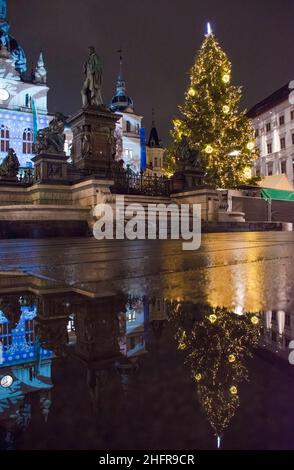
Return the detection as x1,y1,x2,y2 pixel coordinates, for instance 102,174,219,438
261,188,294,201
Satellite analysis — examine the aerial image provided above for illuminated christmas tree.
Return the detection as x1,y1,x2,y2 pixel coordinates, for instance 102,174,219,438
170,24,258,188
168,302,261,445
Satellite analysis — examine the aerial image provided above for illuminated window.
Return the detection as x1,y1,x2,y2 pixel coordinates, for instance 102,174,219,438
0,125,9,152
23,128,33,154
125,148,133,161
128,311,136,322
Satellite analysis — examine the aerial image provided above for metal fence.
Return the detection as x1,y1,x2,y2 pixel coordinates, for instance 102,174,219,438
112,170,171,197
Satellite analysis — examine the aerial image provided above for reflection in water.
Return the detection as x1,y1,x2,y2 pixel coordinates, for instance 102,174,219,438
167,303,261,446
0,294,53,450
0,279,293,450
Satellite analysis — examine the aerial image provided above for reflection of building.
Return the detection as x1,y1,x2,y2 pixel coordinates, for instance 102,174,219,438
261,310,293,360
0,294,53,449
248,83,294,183
146,113,165,177
118,298,148,359
0,0,50,168
109,54,144,173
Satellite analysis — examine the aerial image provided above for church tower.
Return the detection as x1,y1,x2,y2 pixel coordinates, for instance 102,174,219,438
146,110,165,177
109,51,143,173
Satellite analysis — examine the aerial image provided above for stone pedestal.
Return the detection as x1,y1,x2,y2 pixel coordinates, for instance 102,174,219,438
171,167,206,193
68,106,119,177
32,152,68,184
172,188,220,222
0,176,18,183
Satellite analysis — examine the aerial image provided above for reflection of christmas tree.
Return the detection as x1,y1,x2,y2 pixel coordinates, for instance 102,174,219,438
168,303,261,443
169,28,258,188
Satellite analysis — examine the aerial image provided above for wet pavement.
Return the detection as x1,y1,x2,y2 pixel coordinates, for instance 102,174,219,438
0,232,294,450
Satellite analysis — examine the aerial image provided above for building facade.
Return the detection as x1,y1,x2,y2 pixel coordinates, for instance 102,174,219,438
0,0,50,169
110,55,144,173
248,83,294,184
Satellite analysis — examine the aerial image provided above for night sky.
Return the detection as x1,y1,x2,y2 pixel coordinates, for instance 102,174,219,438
9,0,294,144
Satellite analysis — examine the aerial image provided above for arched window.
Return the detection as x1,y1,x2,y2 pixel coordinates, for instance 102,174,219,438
23,128,33,154
126,121,131,133
0,125,9,153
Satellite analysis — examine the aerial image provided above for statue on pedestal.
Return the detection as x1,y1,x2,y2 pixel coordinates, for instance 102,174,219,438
0,148,20,179
34,112,66,154
81,46,103,108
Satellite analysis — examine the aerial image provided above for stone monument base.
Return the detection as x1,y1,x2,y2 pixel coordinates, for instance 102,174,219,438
68,106,119,177
32,152,68,184
170,167,206,193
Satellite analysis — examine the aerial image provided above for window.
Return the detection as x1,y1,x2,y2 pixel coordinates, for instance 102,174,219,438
0,125,9,152
267,142,272,154
266,122,271,133
25,94,32,108
281,160,287,174
154,157,158,167
271,331,277,342
280,137,286,150
255,128,259,138
136,124,140,135
255,167,260,177
286,314,291,327
291,110,294,121
279,115,285,126
125,148,133,162
272,311,277,321
292,134,294,145
267,162,273,176
23,128,33,154
126,121,131,133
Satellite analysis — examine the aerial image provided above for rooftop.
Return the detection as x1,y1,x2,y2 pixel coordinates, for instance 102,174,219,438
247,83,291,118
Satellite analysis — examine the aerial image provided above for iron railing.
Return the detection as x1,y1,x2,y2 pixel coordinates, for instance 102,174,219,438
112,170,171,197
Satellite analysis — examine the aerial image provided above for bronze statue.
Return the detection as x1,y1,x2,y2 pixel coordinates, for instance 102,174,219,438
0,148,20,178
81,46,103,107
34,112,66,154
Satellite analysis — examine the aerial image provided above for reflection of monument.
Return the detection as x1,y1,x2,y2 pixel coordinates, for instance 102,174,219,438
148,298,168,340
168,302,261,447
